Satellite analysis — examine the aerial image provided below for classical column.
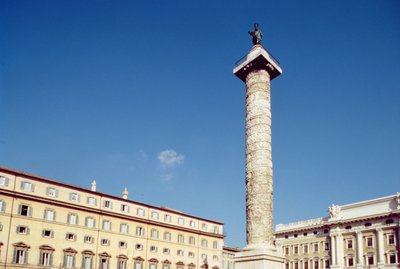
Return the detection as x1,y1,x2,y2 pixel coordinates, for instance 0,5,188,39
356,231,363,267
331,236,337,266
233,25,284,269
234,42,282,249
336,234,344,267
376,228,385,265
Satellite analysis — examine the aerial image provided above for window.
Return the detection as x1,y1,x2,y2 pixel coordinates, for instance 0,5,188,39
46,187,58,197
151,211,159,219
118,256,128,269
304,245,308,254
388,234,395,245
103,200,112,209
87,196,97,206
389,253,396,264
13,242,30,264
39,245,54,266
82,251,94,269
325,259,330,269
85,217,96,228
135,244,143,250
66,233,76,241
164,214,171,222
18,204,32,217
213,225,219,233
67,213,78,225
84,236,94,244
163,263,170,269
163,248,170,254
101,239,110,246
102,220,111,231
201,254,207,260
188,252,195,258
137,208,145,216
44,209,56,221
177,250,184,256
150,246,157,252
121,204,129,213
347,257,354,267
20,181,34,192
189,220,196,228
313,243,319,252
366,237,373,247
178,234,184,243
0,200,5,212
324,242,329,251
136,226,145,237
99,253,111,269
151,229,159,239
314,260,319,269
63,248,77,268
294,262,299,269
213,241,218,249
213,255,219,261
135,260,144,269
189,236,195,245
120,223,129,234
347,239,353,249
304,261,308,269
164,231,171,241
367,255,374,265
119,241,127,248
201,223,208,231
17,226,29,234
201,239,208,248
0,176,9,186
178,217,185,225
42,229,53,238
149,262,158,269
69,192,80,202
284,247,289,255
294,246,298,254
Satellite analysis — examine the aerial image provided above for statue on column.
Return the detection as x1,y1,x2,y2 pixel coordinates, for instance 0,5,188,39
328,204,341,219
248,23,263,45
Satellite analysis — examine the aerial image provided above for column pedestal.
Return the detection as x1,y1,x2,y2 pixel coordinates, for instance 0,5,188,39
235,248,285,269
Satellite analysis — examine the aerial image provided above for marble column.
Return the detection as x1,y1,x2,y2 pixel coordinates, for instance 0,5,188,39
356,231,363,268
233,42,283,269
331,236,337,266
336,234,344,267
376,228,385,265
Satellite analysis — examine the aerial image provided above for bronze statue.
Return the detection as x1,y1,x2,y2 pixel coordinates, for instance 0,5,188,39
248,23,263,45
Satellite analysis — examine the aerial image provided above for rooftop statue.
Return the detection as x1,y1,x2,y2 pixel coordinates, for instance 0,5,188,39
248,23,263,45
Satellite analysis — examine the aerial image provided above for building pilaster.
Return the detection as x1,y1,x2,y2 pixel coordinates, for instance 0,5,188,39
376,228,385,266
356,231,363,269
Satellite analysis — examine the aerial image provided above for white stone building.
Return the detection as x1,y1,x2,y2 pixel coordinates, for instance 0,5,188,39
275,193,400,269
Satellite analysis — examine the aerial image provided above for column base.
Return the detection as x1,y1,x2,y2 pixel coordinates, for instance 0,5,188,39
235,245,285,269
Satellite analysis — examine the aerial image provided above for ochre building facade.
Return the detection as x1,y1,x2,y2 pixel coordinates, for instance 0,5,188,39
275,194,400,269
0,166,224,269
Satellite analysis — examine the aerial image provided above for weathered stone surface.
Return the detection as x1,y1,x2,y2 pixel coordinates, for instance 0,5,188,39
245,69,274,247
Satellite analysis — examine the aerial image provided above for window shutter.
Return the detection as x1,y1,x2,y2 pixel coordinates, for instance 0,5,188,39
28,206,32,217
44,209,47,219
93,219,96,228
25,249,29,264
39,251,43,265
0,201,5,212
53,211,56,221
63,254,67,267
55,189,58,197
49,252,53,266
31,184,35,192
85,217,88,227
4,177,9,186
27,227,30,235
18,204,22,215
110,202,113,209
13,249,17,263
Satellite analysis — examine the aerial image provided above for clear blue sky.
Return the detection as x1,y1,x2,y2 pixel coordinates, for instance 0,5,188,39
1,0,399,248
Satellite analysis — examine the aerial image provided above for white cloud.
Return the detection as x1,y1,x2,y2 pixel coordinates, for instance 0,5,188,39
158,149,184,167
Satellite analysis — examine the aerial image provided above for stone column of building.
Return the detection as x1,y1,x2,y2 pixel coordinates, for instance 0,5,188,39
376,228,385,265
356,231,363,268
330,235,337,266
233,36,283,269
336,234,344,267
